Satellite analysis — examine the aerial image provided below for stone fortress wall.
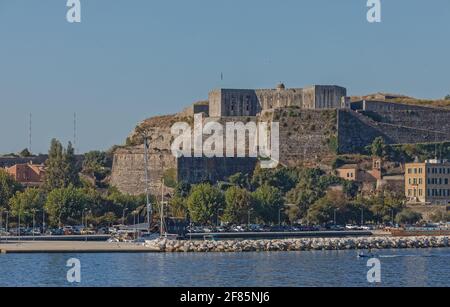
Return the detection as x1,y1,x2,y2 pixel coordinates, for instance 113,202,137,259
110,84,450,195
208,84,347,117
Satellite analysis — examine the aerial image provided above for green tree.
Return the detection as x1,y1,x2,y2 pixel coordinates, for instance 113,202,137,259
187,183,224,225
65,141,80,186
368,192,405,224
163,168,178,189
82,150,110,180
445,94,450,100
370,136,387,158
44,185,88,226
169,195,188,218
252,184,283,224
222,186,253,224
43,139,80,191
306,191,362,225
9,188,46,225
0,169,22,209
19,148,32,157
105,186,148,222
228,172,250,189
395,209,422,225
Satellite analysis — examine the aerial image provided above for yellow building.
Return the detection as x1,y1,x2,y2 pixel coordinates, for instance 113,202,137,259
405,159,450,205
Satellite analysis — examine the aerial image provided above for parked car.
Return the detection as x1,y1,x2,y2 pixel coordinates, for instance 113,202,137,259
47,228,64,236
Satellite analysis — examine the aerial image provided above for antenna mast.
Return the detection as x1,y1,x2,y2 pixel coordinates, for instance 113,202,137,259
73,112,77,153
28,113,32,153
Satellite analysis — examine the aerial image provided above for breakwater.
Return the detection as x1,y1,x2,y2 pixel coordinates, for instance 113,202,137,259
145,236,449,253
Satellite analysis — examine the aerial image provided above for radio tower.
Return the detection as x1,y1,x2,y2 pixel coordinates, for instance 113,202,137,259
28,113,32,154
73,112,77,154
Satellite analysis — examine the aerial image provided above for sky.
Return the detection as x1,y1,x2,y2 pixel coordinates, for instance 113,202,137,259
0,0,449,154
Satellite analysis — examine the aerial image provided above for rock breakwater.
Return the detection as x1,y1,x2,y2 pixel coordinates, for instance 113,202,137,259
145,236,449,253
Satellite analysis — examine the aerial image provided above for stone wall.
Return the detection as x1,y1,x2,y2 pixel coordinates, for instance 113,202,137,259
269,108,338,167
177,157,257,184
110,145,176,196
337,108,450,154
208,84,347,117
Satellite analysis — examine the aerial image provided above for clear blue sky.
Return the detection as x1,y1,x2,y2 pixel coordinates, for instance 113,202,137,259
0,0,449,154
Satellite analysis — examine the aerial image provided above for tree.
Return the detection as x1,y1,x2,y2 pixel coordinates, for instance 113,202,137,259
222,186,253,224
105,186,148,222
370,136,387,158
228,172,250,190
44,185,88,226
0,169,22,210
187,184,224,225
445,94,450,100
65,141,80,186
163,168,177,189
306,191,363,225
252,184,283,224
395,209,422,225
82,151,111,180
9,188,46,225
368,192,405,224
19,148,32,157
43,139,80,191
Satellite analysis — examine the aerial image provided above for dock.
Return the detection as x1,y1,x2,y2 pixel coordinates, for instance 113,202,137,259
0,241,160,254
0,235,110,242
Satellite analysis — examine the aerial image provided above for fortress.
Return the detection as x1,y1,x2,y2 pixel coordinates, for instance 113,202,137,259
208,84,348,117
110,83,450,195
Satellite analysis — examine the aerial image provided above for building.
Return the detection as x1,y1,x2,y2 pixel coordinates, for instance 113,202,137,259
336,158,387,192
4,162,46,187
405,159,450,205
336,164,359,181
208,83,347,117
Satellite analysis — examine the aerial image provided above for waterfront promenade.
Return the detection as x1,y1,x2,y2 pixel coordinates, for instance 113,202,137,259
0,241,159,254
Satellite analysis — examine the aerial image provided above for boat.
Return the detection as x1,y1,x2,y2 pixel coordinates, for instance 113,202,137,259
358,250,376,258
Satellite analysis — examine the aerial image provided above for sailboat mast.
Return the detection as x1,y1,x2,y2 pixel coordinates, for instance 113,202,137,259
160,178,164,236
143,137,152,231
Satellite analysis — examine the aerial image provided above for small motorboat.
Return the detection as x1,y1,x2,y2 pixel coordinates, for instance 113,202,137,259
358,250,376,258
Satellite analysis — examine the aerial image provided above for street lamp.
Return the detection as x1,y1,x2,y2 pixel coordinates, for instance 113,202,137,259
247,208,254,228
5,211,9,233
360,208,364,226
278,207,283,227
82,209,86,228
32,209,37,240
216,208,223,228
122,208,128,226
42,210,46,234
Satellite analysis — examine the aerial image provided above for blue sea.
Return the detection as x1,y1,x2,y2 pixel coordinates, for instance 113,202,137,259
0,248,449,287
